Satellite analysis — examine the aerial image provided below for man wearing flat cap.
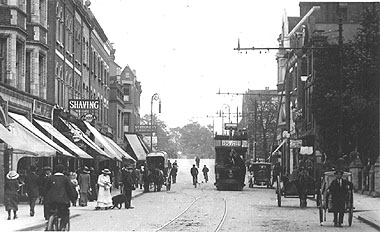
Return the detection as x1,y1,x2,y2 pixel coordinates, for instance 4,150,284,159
327,170,349,227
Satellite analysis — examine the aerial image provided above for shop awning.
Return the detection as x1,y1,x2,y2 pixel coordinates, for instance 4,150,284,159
125,134,147,161
103,136,135,162
8,113,73,157
83,121,121,161
0,123,37,155
34,119,93,159
59,118,111,160
3,118,57,156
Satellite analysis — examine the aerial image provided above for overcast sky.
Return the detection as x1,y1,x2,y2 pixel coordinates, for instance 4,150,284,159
88,0,316,131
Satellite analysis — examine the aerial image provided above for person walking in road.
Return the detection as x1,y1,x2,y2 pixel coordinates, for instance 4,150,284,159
170,164,178,184
122,166,135,209
24,165,40,216
4,171,22,220
202,165,209,183
327,170,350,227
195,156,200,168
95,168,113,210
190,164,199,188
78,166,91,207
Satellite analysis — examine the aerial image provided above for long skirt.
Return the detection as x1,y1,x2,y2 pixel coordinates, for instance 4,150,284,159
4,194,18,211
79,192,88,206
96,187,112,208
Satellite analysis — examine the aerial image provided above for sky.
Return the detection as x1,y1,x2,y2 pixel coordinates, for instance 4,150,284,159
88,0,310,131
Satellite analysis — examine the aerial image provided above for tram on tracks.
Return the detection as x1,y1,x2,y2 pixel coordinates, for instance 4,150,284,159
214,129,248,191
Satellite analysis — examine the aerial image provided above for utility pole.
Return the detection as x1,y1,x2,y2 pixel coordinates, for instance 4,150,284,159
337,12,344,157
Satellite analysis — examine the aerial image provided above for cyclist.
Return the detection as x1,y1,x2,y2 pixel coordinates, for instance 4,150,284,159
190,164,199,188
44,164,78,230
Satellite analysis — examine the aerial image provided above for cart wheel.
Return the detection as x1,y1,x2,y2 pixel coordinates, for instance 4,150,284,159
276,177,281,207
348,207,353,226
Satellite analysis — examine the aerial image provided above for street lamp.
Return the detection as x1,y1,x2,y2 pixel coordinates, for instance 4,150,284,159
150,93,161,151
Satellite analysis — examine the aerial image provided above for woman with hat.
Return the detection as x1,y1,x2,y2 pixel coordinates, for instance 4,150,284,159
4,171,22,220
78,166,91,206
95,168,113,210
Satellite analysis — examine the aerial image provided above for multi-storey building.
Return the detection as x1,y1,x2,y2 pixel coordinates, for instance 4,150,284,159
0,0,141,203
275,2,378,176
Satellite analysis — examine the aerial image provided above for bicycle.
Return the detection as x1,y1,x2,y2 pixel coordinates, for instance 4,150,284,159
45,208,70,231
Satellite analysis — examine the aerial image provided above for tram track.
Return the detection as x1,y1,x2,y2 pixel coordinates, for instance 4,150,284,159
154,186,229,232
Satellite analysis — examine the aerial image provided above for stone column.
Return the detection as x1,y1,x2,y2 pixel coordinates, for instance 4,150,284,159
6,34,17,87
349,154,363,191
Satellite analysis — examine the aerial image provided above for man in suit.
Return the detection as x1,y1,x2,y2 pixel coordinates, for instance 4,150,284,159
327,170,349,227
122,166,135,209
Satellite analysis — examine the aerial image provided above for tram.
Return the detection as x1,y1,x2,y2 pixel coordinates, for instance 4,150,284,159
214,128,248,191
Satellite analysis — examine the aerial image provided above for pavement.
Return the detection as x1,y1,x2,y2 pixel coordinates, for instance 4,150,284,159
1,187,145,232
1,188,379,231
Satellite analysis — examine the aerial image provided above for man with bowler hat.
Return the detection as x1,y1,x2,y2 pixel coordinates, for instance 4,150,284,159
327,170,349,227
122,165,135,209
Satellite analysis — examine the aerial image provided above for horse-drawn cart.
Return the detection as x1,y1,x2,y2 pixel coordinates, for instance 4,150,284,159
317,171,354,226
144,151,171,192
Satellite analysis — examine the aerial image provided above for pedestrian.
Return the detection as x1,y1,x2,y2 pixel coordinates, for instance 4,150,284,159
24,165,40,216
39,166,52,220
78,166,91,207
89,167,97,201
327,170,350,227
202,165,209,183
4,171,22,220
95,168,113,210
44,164,78,230
132,168,140,189
122,166,135,209
170,164,178,184
138,166,144,189
195,156,200,168
190,164,199,188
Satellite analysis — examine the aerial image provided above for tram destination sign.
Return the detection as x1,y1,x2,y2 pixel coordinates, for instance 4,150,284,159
69,99,99,110
215,140,248,147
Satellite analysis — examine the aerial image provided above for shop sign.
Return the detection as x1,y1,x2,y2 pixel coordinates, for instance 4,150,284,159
135,125,157,133
68,99,99,110
33,99,53,119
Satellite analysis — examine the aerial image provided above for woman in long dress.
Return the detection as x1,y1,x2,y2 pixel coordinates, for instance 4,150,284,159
95,168,112,210
4,171,22,220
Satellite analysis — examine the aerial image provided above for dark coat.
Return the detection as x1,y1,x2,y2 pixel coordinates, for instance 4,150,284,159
122,171,135,190
4,179,20,211
25,172,40,197
190,167,198,177
328,178,349,213
202,167,209,174
78,173,91,193
170,166,178,176
44,174,78,205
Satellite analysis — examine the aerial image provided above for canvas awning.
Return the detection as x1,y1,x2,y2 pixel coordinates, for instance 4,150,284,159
83,121,121,161
103,136,135,162
124,134,147,161
0,123,38,155
34,119,93,159
8,113,73,157
59,118,111,160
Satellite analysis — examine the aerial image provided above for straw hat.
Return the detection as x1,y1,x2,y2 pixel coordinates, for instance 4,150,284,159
83,166,90,174
6,171,19,180
102,168,111,175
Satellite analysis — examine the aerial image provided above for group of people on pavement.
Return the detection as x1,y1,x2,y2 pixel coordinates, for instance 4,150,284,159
3,163,138,229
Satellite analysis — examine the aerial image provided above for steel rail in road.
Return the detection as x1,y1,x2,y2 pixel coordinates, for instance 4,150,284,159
214,197,228,232
154,196,200,232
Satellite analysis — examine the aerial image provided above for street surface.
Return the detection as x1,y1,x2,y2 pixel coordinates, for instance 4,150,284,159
32,159,377,231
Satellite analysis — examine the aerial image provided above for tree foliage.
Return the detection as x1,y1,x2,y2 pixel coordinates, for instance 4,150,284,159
140,115,214,159
312,8,379,164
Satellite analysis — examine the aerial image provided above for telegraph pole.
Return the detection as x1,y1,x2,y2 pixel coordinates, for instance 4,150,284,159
337,12,344,157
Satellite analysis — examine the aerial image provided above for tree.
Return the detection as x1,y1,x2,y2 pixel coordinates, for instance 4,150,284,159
312,8,379,165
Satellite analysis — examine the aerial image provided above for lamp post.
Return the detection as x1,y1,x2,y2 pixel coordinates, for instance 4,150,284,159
150,93,161,151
